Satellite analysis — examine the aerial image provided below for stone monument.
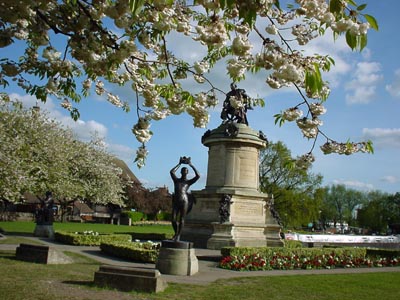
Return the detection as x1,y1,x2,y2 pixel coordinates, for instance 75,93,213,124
33,191,55,239
180,84,283,249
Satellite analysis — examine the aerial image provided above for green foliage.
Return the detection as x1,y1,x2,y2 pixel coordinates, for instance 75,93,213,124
0,221,174,236
357,191,398,233
321,184,369,228
221,246,367,260
259,141,323,228
284,239,303,249
54,231,132,246
122,211,147,222
366,248,400,259
305,64,326,100
100,241,159,263
130,232,173,240
365,14,379,31
156,211,172,221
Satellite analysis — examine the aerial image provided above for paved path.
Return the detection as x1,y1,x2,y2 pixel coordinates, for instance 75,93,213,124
1,234,400,285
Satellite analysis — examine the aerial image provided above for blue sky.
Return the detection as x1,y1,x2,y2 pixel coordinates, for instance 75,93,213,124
3,0,400,194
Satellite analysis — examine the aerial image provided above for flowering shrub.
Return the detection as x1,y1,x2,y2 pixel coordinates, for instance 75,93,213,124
0,0,377,167
219,250,400,271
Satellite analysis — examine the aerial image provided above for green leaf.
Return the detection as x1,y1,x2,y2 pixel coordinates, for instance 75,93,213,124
274,0,281,11
273,113,285,127
219,0,227,9
346,0,357,7
345,30,357,50
366,140,374,154
70,108,80,121
364,14,379,31
227,0,236,8
329,0,342,14
359,34,367,51
129,0,145,15
357,4,367,11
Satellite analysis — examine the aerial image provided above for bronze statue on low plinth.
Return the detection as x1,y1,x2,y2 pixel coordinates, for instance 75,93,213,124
169,156,200,241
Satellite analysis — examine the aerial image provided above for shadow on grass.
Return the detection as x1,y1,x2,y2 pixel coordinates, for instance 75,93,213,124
0,252,18,261
62,280,96,288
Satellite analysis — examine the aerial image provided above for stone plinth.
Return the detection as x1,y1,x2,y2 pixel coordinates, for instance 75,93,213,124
94,265,167,293
155,240,198,276
181,123,283,249
34,224,55,239
16,243,73,264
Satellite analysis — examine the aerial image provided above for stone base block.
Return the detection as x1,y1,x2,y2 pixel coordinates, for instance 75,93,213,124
16,243,73,264
94,265,167,293
207,223,236,250
180,223,214,248
265,224,285,247
34,224,55,239
207,223,272,250
156,241,198,276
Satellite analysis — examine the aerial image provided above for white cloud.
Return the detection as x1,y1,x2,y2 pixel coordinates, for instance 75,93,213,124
106,143,136,164
385,69,400,98
381,175,399,184
362,128,400,148
345,62,383,104
332,179,374,191
66,119,108,141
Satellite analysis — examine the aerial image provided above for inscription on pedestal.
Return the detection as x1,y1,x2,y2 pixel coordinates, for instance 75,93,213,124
234,202,263,216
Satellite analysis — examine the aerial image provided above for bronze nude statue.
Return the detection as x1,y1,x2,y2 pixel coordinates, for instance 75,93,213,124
170,157,200,241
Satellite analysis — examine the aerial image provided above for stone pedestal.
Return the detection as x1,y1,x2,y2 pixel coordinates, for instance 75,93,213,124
16,243,73,264
34,224,55,239
181,123,283,249
94,265,167,293
155,240,198,276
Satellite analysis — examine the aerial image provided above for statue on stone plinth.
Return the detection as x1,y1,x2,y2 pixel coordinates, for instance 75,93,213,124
170,157,200,241
220,83,252,125
35,191,54,225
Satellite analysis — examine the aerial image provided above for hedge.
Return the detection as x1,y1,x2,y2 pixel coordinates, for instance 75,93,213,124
54,231,132,246
220,246,367,261
130,232,173,241
100,241,159,263
366,248,400,259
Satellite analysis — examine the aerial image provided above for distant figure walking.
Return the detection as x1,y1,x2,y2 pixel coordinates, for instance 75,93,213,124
170,157,200,241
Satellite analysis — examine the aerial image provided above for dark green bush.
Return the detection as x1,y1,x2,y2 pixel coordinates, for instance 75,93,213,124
366,248,400,259
54,231,131,246
100,241,159,263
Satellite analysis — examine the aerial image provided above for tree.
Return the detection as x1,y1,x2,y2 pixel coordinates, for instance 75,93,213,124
259,141,323,228
321,184,368,230
0,0,377,167
0,98,129,209
357,191,399,234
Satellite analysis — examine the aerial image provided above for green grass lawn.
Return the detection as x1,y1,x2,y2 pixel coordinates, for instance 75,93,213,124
0,249,399,300
0,220,174,235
